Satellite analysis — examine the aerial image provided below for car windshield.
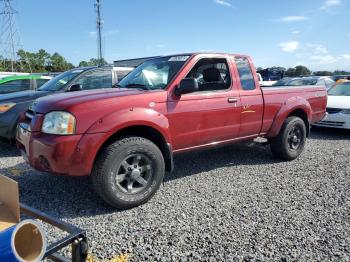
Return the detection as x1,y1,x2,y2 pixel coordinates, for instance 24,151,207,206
272,78,292,86
38,69,83,91
328,83,350,96
117,56,190,90
288,78,318,86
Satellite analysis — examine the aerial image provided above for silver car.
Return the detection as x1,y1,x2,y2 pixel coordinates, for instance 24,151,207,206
273,76,335,90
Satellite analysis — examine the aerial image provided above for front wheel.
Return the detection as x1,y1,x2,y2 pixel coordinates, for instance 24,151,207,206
91,136,165,209
270,116,307,161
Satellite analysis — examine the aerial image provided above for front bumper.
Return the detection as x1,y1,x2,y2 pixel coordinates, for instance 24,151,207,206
16,123,106,176
314,111,350,129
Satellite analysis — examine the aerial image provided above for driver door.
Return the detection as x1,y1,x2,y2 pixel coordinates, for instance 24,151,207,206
167,56,241,151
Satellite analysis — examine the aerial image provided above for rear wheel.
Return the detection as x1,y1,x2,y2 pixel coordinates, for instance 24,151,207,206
270,116,306,160
91,136,165,209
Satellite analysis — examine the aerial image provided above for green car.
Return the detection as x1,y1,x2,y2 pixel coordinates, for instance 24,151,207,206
0,75,52,95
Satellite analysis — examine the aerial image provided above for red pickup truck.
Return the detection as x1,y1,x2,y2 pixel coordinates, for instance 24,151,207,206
16,53,327,209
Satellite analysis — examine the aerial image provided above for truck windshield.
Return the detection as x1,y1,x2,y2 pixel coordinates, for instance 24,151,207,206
117,56,189,90
38,69,83,91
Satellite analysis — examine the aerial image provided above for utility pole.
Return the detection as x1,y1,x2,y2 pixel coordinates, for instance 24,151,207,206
95,0,103,65
0,0,31,72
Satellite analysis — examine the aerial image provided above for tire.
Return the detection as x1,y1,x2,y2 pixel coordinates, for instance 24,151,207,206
270,116,307,161
91,136,165,209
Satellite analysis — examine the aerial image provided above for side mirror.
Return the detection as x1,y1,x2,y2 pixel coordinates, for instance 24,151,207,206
69,84,82,92
175,78,199,96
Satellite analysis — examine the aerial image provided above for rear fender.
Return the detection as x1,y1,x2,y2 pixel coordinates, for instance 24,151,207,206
267,96,312,138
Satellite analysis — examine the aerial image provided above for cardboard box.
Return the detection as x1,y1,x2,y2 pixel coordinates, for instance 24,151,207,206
0,174,20,231
0,175,46,262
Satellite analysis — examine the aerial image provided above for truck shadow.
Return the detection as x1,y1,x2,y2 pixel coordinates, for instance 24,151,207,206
0,141,280,220
1,130,347,220
310,126,350,141
164,142,278,183
1,129,347,220
2,170,109,219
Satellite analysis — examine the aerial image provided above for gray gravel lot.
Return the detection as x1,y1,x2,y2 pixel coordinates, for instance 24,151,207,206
0,127,349,261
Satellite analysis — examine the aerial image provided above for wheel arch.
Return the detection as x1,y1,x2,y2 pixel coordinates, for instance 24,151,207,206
94,125,174,173
267,97,312,138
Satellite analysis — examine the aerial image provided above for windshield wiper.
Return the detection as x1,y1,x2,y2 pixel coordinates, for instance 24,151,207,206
124,83,150,90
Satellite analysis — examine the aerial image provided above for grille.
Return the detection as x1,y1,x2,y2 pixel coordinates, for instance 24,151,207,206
326,108,342,114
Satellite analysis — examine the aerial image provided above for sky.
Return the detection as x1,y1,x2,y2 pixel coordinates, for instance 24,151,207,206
8,0,350,71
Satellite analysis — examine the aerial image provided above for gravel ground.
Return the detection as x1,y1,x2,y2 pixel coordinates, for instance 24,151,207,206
0,127,349,261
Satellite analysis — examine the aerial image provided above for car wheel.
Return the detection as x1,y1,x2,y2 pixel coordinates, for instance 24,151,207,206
91,136,165,209
270,116,306,161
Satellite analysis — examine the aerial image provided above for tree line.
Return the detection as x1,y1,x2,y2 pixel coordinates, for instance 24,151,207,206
0,49,107,73
1,49,349,76
257,66,350,77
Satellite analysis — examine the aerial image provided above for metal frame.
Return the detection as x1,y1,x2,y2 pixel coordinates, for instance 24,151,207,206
20,203,88,262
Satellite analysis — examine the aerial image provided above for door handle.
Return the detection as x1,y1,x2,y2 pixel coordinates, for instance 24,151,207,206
228,97,238,103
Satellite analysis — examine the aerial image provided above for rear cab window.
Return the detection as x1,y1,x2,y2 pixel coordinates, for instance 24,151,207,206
234,57,256,91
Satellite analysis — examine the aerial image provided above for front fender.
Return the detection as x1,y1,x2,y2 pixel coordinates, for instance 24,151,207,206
267,96,312,138
85,107,171,143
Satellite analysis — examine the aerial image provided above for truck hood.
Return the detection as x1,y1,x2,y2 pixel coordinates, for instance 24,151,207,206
327,95,350,109
0,90,51,103
34,88,159,113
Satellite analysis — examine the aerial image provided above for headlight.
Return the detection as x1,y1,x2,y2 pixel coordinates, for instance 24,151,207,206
42,111,76,135
0,103,16,113
342,109,350,114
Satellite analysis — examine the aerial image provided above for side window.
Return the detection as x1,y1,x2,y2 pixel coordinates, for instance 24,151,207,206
36,79,50,88
75,69,112,90
186,58,231,92
235,57,256,90
0,79,30,94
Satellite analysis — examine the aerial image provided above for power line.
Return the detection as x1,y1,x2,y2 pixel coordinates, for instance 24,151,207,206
95,0,103,65
0,0,31,72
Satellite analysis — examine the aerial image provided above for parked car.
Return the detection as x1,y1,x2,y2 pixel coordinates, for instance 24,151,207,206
0,72,30,78
272,77,294,86
314,81,350,129
257,73,277,86
16,53,327,209
332,75,350,83
257,67,284,81
0,75,52,95
273,76,335,90
0,66,133,140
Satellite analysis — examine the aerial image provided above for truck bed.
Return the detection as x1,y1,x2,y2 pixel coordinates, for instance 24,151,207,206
260,85,327,135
